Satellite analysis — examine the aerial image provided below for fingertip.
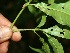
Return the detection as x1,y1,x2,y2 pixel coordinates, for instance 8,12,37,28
11,26,22,42
11,31,22,42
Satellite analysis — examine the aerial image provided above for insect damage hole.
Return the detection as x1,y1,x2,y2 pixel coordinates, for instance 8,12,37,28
47,4,51,6
62,7,64,9
60,32,64,35
51,29,53,31
47,8,50,10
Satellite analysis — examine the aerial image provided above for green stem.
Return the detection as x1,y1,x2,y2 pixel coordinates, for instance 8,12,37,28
13,29,46,32
43,32,50,38
10,9,23,28
29,4,35,6
10,3,28,28
13,28,45,37
19,29,46,31
34,31,41,38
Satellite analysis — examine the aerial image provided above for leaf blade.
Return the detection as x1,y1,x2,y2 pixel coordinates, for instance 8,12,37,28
40,37,51,53
48,0,55,4
48,36,64,53
43,25,70,39
37,15,46,28
29,46,44,53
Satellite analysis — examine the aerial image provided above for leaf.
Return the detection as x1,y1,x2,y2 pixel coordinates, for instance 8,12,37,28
43,25,64,38
28,5,36,14
42,42,50,53
39,38,51,53
36,17,41,23
37,15,46,28
29,0,32,2
25,0,28,2
33,1,70,27
63,29,70,39
63,1,70,8
28,5,40,16
48,36,64,53
43,25,70,39
29,46,44,53
48,0,55,4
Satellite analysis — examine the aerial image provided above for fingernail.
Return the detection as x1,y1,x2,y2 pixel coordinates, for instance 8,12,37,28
0,26,12,43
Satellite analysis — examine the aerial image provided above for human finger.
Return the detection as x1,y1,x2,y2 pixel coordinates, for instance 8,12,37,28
0,26,12,43
11,26,22,42
0,13,22,42
0,13,11,27
0,41,9,53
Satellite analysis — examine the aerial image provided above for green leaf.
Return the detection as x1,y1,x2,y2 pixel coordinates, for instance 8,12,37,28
48,36,64,53
43,25,64,38
63,1,70,8
25,0,32,2
34,32,51,53
37,15,46,28
42,42,50,53
29,46,44,53
25,0,28,2
29,0,32,2
48,0,55,4
63,29,70,39
28,5,36,14
28,5,40,16
43,25,70,39
33,1,70,27
36,17,41,23
39,38,51,53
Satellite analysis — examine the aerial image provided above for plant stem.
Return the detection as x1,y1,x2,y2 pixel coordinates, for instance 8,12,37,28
19,29,46,31
13,29,46,32
10,3,28,29
34,31,41,37
43,32,50,38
